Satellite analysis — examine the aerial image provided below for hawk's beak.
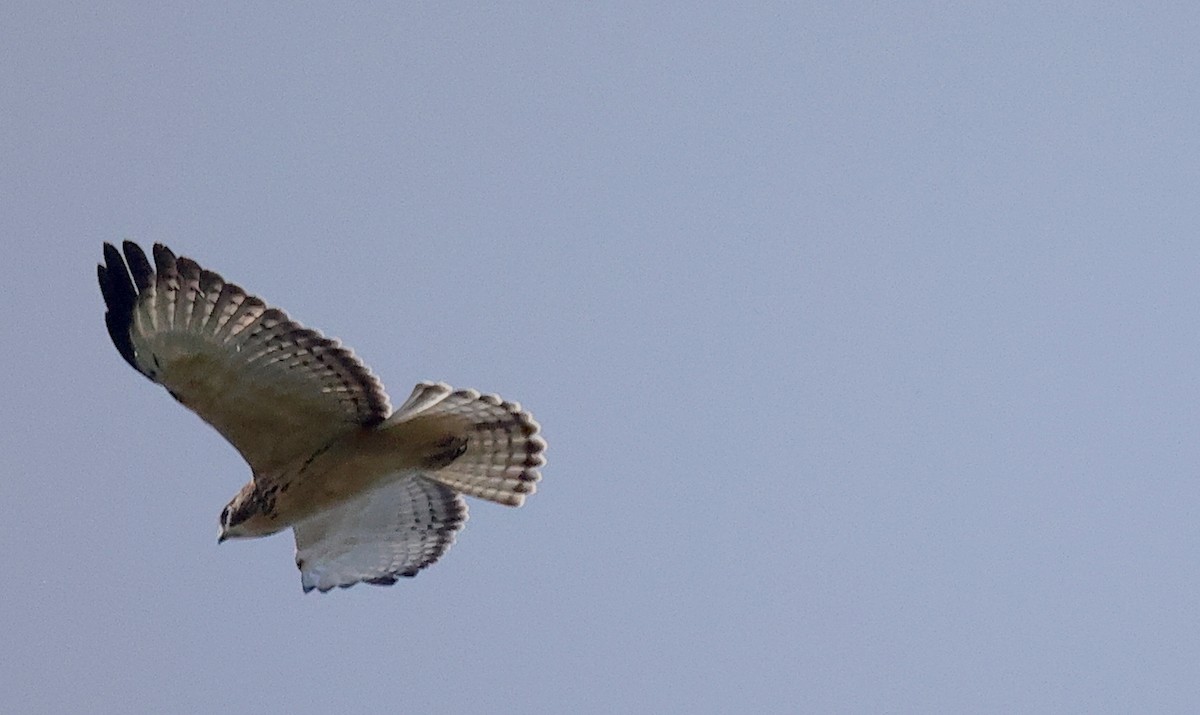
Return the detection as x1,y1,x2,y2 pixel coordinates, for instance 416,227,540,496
218,532,228,544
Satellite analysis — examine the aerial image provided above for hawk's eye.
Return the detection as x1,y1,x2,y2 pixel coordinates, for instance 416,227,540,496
220,506,231,526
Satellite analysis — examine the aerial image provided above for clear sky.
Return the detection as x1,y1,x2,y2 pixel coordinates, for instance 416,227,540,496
3,4,1199,713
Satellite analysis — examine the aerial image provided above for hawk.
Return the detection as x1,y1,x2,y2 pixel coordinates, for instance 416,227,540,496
97,242,545,592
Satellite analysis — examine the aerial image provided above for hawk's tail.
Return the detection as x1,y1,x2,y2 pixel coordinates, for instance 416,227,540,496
385,382,546,506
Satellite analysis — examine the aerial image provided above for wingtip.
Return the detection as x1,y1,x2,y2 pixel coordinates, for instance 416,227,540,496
122,241,154,289
102,241,123,265
99,242,141,373
151,243,177,274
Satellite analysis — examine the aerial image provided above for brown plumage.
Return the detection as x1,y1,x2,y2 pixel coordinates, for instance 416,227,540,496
98,242,546,592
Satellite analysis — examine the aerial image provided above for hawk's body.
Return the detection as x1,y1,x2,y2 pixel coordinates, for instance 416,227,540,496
98,242,545,592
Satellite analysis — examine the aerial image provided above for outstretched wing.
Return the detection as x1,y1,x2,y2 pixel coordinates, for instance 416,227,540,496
98,241,391,473
292,475,467,592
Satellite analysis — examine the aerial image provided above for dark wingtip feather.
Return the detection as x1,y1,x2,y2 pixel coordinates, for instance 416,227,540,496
122,241,154,290
99,242,141,373
151,243,177,275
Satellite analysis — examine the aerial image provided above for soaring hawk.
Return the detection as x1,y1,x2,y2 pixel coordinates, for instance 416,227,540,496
97,242,545,592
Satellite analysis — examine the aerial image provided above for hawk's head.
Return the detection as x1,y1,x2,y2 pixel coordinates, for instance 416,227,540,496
218,483,277,543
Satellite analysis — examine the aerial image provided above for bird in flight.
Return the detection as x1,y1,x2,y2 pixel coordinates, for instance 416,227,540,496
98,242,545,592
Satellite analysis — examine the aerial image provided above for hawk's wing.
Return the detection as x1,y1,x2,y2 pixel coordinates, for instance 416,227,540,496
98,241,390,473
292,475,467,592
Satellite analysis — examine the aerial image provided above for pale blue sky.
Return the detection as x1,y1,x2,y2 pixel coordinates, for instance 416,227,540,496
4,3,1200,713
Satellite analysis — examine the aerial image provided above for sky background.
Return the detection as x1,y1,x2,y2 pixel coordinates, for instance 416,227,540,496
3,3,1199,713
